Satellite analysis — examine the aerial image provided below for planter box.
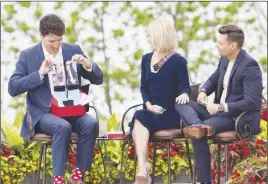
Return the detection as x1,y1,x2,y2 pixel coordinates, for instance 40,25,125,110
22,170,192,184
119,169,192,184
21,172,52,184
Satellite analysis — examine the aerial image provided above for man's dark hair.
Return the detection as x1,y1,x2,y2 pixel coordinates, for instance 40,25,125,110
218,24,245,48
39,14,65,36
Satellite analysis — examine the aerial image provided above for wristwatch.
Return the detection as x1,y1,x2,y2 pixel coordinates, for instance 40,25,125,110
217,103,225,112
198,88,206,95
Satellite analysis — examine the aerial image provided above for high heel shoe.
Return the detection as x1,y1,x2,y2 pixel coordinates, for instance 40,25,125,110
134,164,152,184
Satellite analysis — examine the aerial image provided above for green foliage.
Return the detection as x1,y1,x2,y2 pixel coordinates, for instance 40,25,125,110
1,111,41,184
259,57,267,72
18,2,31,8
106,113,119,132
0,112,193,184
226,156,267,184
1,1,267,119
133,49,143,60
8,93,26,110
131,8,153,26
33,8,42,19
18,22,31,32
1,111,25,155
113,29,124,37
3,4,16,20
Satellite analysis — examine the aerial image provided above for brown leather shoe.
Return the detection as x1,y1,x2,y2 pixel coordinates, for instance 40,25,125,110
183,125,208,139
66,176,84,184
200,124,215,137
183,124,215,139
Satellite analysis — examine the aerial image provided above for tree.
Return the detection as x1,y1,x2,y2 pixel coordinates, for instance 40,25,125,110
1,2,267,122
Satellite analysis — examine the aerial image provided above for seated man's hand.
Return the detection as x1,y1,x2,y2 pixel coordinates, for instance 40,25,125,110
206,103,219,115
175,93,189,104
197,91,207,105
39,57,53,76
72,54,91,69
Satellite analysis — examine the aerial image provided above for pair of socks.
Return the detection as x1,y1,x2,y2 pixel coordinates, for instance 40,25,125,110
53,168,83,184
53,61,79,92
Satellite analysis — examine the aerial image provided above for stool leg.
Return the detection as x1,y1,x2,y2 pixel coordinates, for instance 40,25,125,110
103,140,110,184
185,140,194,183
97,140,108,184
217,144,221,184
119,139,125,184
120,138,130,184
167,141,171,184
36,144,44,184
225,145,228,182
82,171,85,182
42,144,47,184
193,164,197,184
151,143,157,184
133,146,137,181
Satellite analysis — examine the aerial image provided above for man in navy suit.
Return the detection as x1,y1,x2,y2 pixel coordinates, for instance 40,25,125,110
8,14,103,184
175,24,263,184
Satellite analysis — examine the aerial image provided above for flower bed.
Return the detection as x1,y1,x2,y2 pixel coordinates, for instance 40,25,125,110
211,104,267,184
0,113,192,184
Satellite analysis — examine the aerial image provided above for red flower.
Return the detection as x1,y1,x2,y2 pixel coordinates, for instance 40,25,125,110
261,108,267,120
129,148,135,156
244,146,249,157
0,146,12,158
256,139,264,145
68,152,77,165
170,151,177,157
160,153,166,158
70,158,76,165
94,150,100,155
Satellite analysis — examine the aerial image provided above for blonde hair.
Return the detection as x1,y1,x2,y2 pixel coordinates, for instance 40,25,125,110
147,17,178,53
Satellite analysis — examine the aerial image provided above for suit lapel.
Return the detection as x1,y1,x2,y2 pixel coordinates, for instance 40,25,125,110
35,42,45,66
62,43,73,62
226,49,245,95
35,42,49,83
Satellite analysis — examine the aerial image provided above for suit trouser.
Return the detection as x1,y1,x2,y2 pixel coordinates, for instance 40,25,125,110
175,101,235,182
35,113,97,176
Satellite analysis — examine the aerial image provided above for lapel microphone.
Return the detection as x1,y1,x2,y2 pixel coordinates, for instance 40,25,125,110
153,63,160,71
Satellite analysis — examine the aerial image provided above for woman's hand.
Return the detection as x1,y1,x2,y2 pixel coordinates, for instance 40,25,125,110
146,102,164,115
175,93,189,104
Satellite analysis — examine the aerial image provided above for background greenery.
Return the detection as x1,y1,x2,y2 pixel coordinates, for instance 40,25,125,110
1,2,267,126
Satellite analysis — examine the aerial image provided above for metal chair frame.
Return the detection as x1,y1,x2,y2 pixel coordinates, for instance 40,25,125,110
27,105,100,184
196,95,267,184
119,83,201,184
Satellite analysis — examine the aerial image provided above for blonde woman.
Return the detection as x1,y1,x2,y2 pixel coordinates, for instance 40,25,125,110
129,17,191,184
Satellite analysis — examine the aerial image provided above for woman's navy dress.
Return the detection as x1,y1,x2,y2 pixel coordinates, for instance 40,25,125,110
130,52,191,136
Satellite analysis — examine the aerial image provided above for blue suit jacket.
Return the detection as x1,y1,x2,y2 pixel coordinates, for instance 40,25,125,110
202,49,263,134
8,42,103,140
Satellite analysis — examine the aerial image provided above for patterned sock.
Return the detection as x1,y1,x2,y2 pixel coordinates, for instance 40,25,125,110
53,176,64,184
71,167,83,180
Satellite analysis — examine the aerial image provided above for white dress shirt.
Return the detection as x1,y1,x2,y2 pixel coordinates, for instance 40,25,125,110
221,60,235,112
40,42,93,106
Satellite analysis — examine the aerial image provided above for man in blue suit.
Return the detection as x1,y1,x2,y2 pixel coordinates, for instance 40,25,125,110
8,14,103,184
175,24,263,184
